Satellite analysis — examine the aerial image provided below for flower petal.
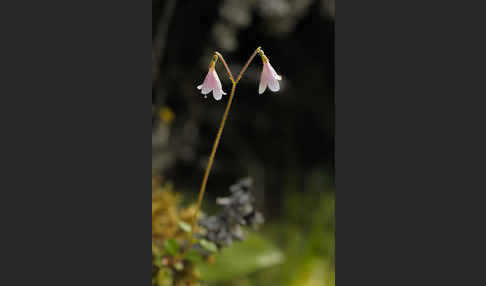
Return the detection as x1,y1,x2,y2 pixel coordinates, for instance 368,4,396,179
213,89,223,100
259,80,267,94
258,60,282,94
268,79,280,92
201,84,212,94
197,66,227,99
267,62,282,81
258,64,269,94
213,70,226,96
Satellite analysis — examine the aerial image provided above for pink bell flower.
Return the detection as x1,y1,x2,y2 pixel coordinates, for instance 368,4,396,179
258,55,282,94
197,66,227,100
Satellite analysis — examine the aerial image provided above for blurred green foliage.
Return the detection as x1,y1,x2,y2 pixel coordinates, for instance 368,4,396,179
199,233,284,283
198,186,334,286
152,174,334,286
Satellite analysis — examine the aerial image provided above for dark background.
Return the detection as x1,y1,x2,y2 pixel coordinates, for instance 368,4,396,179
153,0,334,284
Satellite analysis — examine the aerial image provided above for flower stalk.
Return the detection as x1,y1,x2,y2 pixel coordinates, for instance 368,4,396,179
188,82,236,246
188,47,281,250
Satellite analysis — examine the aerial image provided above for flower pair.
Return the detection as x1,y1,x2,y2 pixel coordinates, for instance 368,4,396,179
197,51,281,100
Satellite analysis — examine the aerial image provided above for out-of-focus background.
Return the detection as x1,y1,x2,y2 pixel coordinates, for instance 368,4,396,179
153,0,334,285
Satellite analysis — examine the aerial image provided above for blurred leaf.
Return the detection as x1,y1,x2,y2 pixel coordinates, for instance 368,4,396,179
152,241,160,254
153,254,163,268
156,268,173,286
199,239,218,253
184,249,202,263
178,220,192,232
198,233,284,283
288,258,333,286
163,238,179,256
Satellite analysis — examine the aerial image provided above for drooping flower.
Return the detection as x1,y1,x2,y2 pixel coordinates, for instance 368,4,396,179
197,66,227,100
258,55,282,94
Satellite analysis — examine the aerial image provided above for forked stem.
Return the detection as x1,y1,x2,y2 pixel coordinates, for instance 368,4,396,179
186,47,263,252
